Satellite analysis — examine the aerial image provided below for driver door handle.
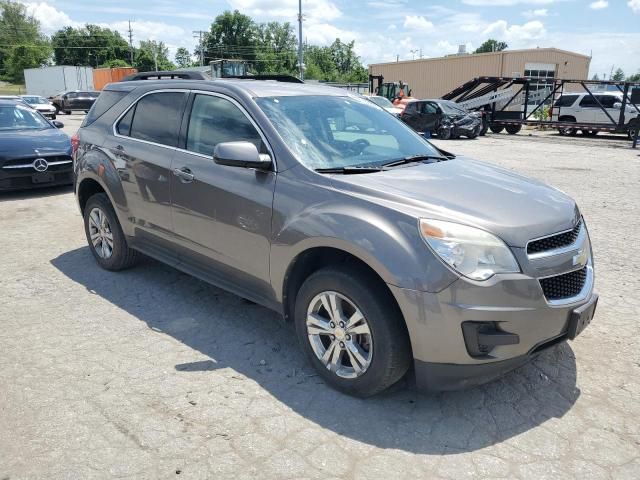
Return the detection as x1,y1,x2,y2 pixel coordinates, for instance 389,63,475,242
173,167,195,183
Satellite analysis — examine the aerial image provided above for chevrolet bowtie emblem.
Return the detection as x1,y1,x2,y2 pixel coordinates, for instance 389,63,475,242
572,248,588,268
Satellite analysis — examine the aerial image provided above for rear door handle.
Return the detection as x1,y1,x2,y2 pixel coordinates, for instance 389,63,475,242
173,167,195,183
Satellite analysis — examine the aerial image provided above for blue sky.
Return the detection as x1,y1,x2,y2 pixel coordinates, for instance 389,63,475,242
21,0,640,78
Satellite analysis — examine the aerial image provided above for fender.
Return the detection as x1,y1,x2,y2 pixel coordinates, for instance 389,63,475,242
269,169,457,303
75,145,133,236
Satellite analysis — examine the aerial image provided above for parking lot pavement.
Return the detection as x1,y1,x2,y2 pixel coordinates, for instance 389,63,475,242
59,112,85,136
1,131,639,479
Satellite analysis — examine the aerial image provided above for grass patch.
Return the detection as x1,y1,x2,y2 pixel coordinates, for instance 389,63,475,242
0,83,26,95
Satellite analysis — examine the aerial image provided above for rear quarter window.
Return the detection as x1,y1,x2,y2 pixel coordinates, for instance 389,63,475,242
82,91,128,127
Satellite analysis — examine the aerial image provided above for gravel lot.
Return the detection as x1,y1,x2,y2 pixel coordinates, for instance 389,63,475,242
1,118,639,479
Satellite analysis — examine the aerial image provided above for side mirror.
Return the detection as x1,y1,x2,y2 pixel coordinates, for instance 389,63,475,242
613,102,622,109
213,141,272,170
435,107,443,114
52,120,64,128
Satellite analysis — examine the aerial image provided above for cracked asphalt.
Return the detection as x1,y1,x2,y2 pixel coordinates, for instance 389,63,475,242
1,120,639,479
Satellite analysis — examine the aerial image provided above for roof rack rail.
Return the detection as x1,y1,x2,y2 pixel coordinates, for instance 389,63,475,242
122,71,209,81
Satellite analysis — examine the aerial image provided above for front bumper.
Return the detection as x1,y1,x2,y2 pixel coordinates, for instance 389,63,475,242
0,161,73,191
453,122,481,136
389,269,596,391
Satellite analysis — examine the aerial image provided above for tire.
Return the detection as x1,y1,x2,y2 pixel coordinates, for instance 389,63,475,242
505,124,522,135
558,117,577,136
294,266,411,397
437,126,452,140
479,117,489,136
54,104,60,115
628,127,638,140
64,110,72,115
51,114,56,120
489,125,504,134
83,193,139,271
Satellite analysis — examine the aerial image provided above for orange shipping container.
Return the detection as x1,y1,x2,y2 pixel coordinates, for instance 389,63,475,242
93,67,138,90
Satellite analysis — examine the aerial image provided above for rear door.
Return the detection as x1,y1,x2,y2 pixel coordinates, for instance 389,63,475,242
401,101,422,131
170,92,276,301
591,95,619,124
103,90,188,246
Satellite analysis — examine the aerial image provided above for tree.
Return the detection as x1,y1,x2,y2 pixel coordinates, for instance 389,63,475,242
611,68,625,81
51,25,129,67
591,73,600,81
627,71,640,82
204,10,256,62
254,22,297,74
100,59,131,68
174,47,192,68
474,39,508,54
136,40,175,72
0,1,51,82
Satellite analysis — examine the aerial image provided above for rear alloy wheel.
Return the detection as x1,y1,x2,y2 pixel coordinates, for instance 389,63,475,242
294,266,411,397
629,127,638,140
83,193,139,271
489,125,504,134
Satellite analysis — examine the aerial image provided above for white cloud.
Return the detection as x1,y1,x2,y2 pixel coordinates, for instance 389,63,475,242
303,23,358,45
228,0,341,22
463,0,554,5
403,15,434,30
589,1,608,10
628,0,640,13
21,2,79,33
483,20,546,44
523,9,548,18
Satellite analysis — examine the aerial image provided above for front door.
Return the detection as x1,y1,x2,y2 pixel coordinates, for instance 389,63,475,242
170,92,276,301
422,102,441,132
103,90,188,244
401,101,423,131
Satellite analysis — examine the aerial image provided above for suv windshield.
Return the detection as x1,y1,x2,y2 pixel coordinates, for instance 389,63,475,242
256,95,441,170
368,96,394,109
0,104,51,131
439,100,466,115
22,96,48,105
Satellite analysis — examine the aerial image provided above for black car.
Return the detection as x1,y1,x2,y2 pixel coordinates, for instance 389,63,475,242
400,99,482,139
0,100,73,191
50,90,99,115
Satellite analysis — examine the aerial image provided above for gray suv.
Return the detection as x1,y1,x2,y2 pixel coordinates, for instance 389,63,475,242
74,79,597,397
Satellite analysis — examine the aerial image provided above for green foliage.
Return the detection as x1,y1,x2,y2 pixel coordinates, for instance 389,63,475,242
474,39,508,54
591,73,600,81
627,72,640,82
175,47,192,68
204,10,256,61
611,68,625,81
99,59,131,68
0,1,51,82
202,10,367,82
136,40,175,72
51,25,129,67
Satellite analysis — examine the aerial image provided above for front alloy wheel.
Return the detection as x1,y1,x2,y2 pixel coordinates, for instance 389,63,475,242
306,291,373,378
88,207,114,259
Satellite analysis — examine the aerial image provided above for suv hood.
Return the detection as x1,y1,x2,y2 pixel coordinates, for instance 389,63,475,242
330,158,577,247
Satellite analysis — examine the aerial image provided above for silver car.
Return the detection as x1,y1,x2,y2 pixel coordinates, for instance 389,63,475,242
74,80,597,397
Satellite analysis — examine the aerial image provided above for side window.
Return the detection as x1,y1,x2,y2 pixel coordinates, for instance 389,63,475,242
598,96,617,108
554,95,578,107
128,92,186,147
579,95,598,108
186,94,264,156
117,106,135,136
405,102,417,113
424,102,438,114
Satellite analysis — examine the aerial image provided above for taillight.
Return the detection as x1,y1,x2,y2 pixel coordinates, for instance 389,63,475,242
71,133,79,156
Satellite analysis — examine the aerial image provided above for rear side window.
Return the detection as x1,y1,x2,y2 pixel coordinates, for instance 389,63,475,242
126,92,186,147
579,95,598,107
597,96,618,108
424,102,438,114
554,95,578,107
83,90,127,127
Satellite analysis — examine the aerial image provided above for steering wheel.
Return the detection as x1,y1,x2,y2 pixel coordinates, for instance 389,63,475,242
349,138,370,155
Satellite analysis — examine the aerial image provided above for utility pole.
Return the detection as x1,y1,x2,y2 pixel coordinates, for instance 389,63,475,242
410,49,418,60
193,30,206,67
419,48,423,59
128,21,134,66
297,0,304,80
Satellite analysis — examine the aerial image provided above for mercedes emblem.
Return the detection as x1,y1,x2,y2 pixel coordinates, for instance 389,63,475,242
33,158,49,172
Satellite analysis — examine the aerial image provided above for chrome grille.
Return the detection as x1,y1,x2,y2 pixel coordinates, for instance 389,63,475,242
539,267,587,301
527,219,582,255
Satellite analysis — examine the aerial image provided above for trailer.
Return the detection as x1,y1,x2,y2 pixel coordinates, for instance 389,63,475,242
442,76,640,140
93,67,137,90
24,66,94,98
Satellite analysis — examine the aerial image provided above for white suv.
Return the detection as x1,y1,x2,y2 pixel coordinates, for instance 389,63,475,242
552,92,639,137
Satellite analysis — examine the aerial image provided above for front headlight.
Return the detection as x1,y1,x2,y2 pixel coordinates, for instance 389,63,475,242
419,219,520,281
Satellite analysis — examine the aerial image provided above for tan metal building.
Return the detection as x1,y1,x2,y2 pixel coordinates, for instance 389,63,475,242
369,48,591,98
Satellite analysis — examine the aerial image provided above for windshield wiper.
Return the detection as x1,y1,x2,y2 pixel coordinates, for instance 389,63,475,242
380,154,447,168
315,165,384,174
